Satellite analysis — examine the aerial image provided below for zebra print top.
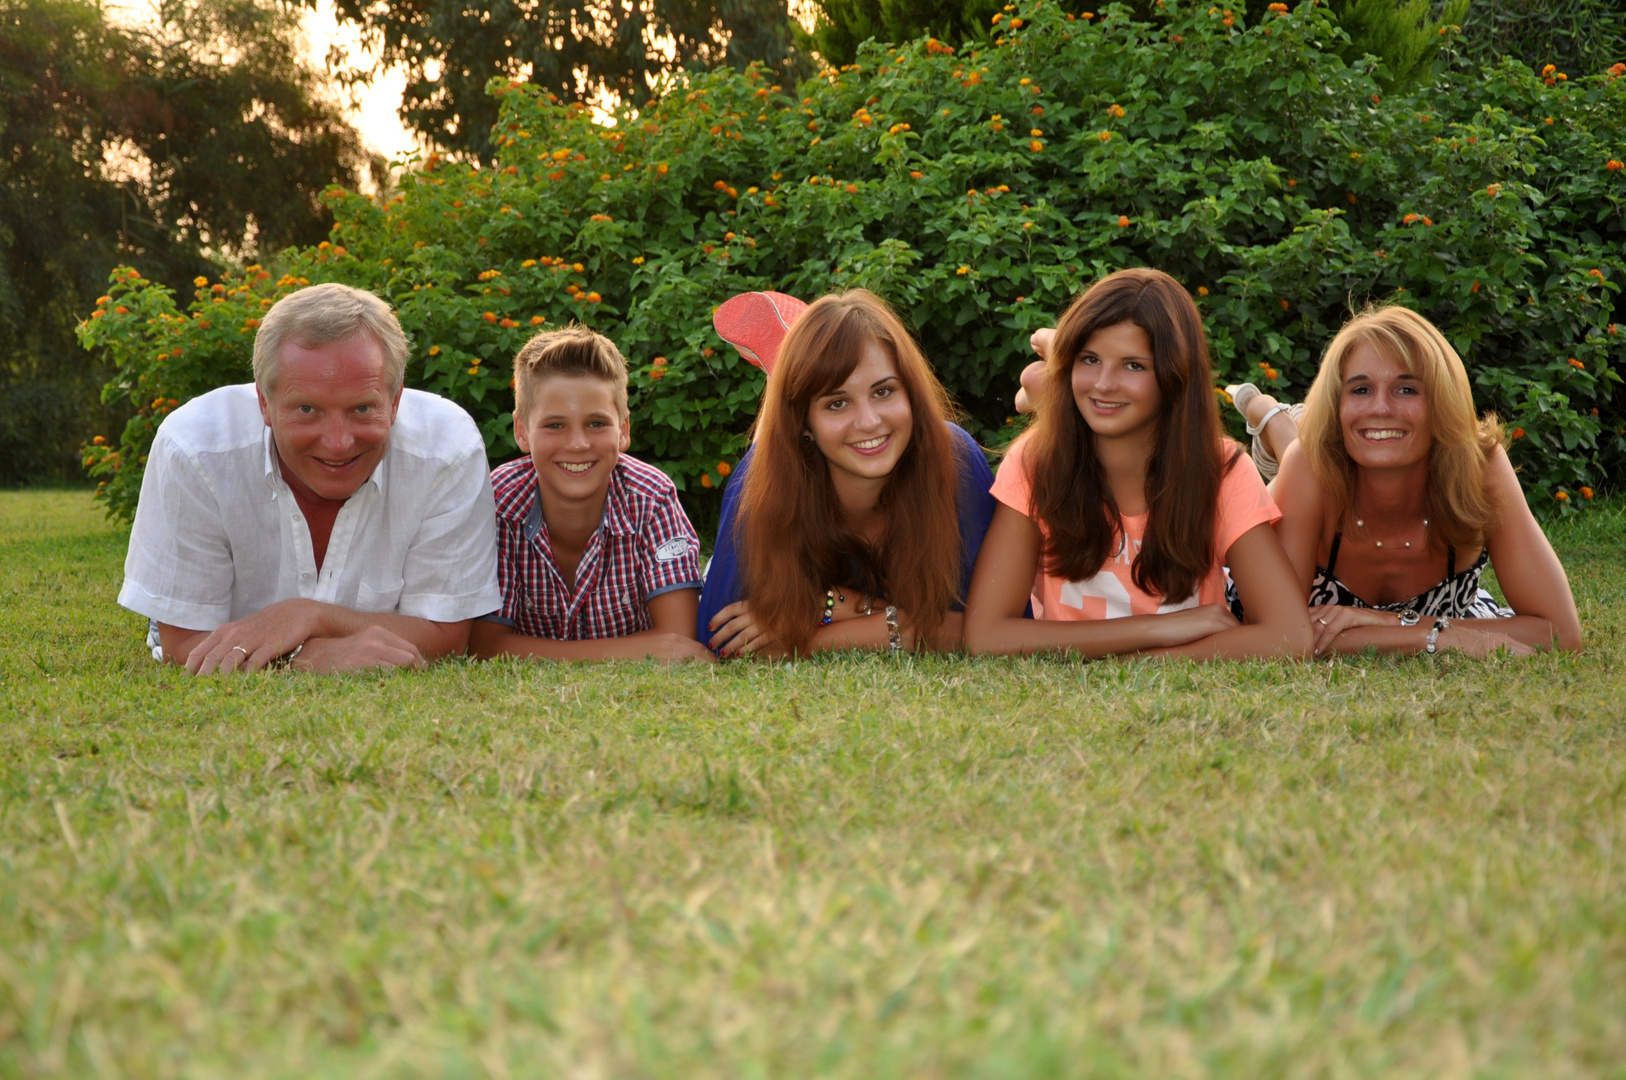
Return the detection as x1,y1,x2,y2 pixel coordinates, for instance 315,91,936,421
1306,532,1512,619
1227,532,1512,620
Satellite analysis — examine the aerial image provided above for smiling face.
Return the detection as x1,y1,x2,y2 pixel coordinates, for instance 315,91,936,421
804,337,914,496
1070,321,1162,443
257,333,400,501
514,373,630,510
1339,341,1432,470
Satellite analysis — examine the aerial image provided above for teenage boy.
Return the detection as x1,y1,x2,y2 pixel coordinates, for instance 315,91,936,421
469,327,713,662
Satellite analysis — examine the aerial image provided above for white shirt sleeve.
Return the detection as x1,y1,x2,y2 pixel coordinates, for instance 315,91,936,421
395,444,502,621
117,429,238,631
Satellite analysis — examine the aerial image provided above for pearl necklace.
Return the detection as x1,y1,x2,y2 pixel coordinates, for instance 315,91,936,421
1354,516,1430,549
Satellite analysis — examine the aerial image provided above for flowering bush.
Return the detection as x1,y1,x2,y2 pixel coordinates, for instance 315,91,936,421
80,0,1624,524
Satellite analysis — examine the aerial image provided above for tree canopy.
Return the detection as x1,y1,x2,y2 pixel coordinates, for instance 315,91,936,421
317,0,808,162
0,0,378,483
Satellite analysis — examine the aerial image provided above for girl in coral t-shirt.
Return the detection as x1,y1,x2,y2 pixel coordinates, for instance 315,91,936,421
965,268,1312,660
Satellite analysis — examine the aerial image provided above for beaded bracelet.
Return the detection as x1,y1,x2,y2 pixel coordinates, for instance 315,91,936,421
884,605,901,652
820,588,845,626
1424,616,1450,655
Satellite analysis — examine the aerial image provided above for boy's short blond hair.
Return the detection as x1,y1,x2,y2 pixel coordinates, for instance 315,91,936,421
512,326,629,424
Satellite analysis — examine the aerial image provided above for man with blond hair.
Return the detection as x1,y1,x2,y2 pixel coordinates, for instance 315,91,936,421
120,282,501,673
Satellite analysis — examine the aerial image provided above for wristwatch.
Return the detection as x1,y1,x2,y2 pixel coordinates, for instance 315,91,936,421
1396,608,1421,627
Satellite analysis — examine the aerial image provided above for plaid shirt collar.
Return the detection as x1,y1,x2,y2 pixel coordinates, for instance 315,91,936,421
497,458,636,543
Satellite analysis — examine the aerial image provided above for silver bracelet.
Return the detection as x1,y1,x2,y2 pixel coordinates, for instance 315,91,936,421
1424,617,1450,655
884,605,902,653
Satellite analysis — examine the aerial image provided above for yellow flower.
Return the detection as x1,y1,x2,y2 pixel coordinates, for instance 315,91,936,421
956,266,970,275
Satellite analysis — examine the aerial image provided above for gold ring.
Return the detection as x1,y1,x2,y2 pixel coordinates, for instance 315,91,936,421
230,645,249,655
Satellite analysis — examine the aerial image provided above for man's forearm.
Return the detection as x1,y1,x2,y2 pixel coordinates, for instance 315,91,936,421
300,601,472,659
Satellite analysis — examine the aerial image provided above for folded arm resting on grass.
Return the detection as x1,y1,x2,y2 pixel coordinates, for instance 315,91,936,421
161,602,469,674
1272,441,1582,657
707,591,964,657
963,504,1312,660
469,588,713,662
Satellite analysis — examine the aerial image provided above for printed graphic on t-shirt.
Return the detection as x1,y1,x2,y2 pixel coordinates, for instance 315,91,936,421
1055,534,1200,618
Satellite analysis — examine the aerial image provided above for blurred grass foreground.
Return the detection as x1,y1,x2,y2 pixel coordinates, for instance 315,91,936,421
2,489,1624,1077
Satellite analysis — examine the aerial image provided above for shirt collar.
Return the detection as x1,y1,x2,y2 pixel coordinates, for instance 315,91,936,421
509,458,634,540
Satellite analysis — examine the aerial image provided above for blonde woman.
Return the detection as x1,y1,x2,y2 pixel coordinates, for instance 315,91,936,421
1227,305,1581,656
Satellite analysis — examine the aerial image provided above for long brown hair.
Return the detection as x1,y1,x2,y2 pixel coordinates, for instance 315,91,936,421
737,290,962,655
1025,268,1236,603
1299,304,1502,551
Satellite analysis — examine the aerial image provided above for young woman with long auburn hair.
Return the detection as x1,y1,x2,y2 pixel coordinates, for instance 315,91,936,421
697,289,997,656
965,268,1312,659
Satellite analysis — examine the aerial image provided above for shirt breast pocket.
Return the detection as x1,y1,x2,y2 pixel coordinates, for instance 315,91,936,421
355,579,405,613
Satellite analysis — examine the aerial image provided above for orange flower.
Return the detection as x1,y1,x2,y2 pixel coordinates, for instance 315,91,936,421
1512,427,1525,439
1486,184,1499,196
586,292,602,303
701,473,714,488
1581,486,1594,499
114,305,129,314
1279,298,1289,310
531,316,545,325
909,170,923,179
1608,160,1625,171
92,435,106,445
1097,131,1112,142
1589,269,1605,279
956,265,970,275
717,462,732,476
1117,215,1131,227
1568,358,1585,369
1555,490,1569,501
500,318,518,327
844,183,858,193
1471,281,1480,293
653,356,667,366
1030,140,1044,152
651,368,665,380
1197,286,1209,296
482,311,498,323
1347,193,1358,204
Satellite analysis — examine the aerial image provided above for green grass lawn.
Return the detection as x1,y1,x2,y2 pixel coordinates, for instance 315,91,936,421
3,489,1624,1078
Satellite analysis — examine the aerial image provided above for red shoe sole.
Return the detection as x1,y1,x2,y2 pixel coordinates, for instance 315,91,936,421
713,291,808,374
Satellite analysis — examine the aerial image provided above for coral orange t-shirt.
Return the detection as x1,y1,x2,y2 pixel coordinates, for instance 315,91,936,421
990,436,1281,620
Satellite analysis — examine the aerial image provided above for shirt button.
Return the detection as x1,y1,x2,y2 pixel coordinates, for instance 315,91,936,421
301,573,311,580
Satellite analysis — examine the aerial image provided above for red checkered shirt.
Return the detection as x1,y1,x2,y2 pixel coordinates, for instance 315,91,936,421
487,453,702,640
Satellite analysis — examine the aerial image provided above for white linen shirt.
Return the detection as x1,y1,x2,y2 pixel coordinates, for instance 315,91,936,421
119,383,501,631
